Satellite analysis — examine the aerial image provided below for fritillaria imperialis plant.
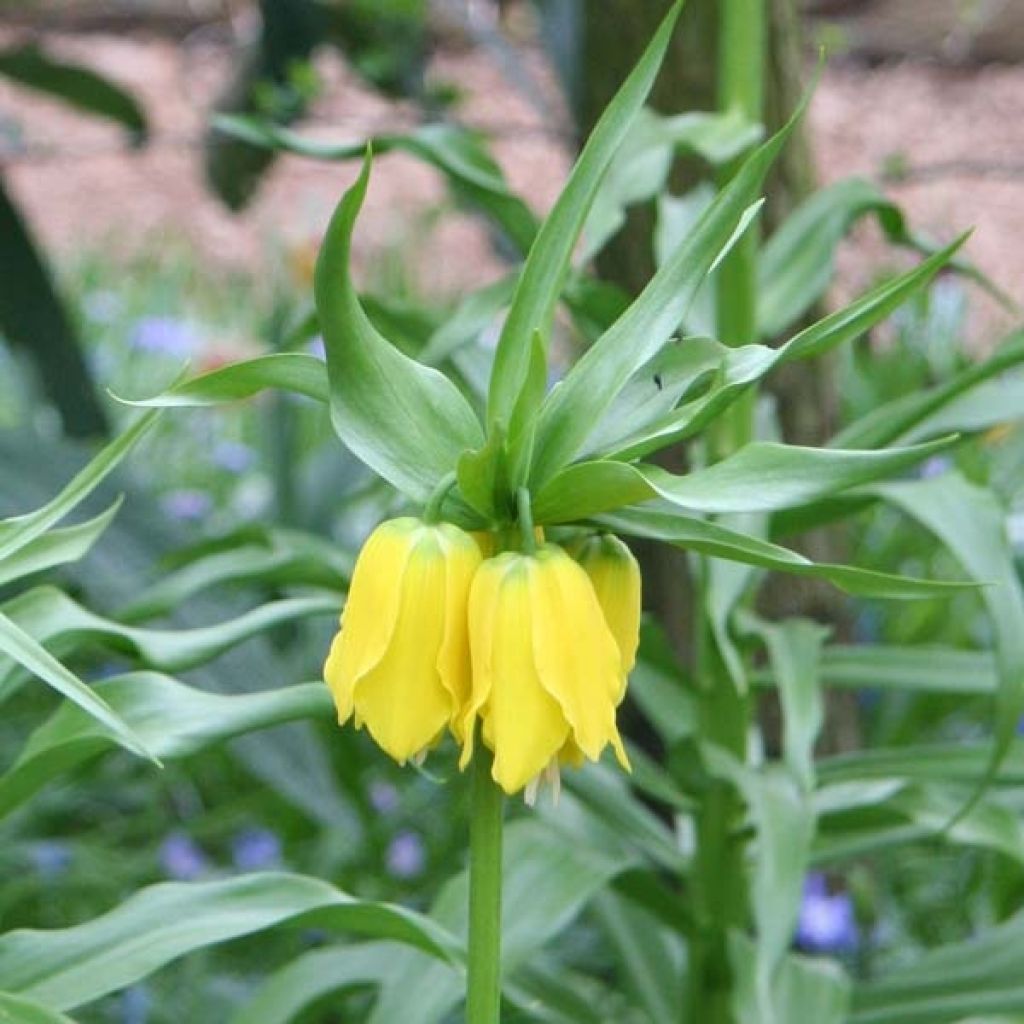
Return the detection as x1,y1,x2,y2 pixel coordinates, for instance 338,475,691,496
9,2,1020,1022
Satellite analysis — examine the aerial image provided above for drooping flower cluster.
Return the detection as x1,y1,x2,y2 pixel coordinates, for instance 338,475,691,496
323,517,641,795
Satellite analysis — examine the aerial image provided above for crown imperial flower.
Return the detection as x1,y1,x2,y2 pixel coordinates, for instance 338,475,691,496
323,517,481,763
574,533,642,677
460,543,630,795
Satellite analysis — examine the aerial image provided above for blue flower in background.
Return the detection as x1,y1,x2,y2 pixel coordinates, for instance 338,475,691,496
308,335,326,360
796,873,858,954
161,489,213,522
28,840,71,880
369,780,400,815
386,830,426,880
129,316,199,358
120,985,151,1024
919,455,952,480
232,827,283,872
159,832,208,881
212,441,255,474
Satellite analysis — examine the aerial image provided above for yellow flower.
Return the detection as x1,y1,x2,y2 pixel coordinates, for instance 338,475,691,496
460,543,630,795
574,533,642,677
323,517,481,764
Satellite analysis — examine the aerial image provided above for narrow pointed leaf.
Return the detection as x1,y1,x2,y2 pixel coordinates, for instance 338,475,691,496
534,435,957,522
0,874,460,1012
599,507,975,599
314,155,484,501
0,672,331,818
121,353,328,408
0,612,151,762
0,411,159,564
0,499,121,587
486,0,683,430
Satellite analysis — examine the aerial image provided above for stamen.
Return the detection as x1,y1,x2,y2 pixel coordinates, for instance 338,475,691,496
523,776,540,807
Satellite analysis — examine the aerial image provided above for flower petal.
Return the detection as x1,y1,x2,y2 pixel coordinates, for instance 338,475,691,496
352,531,450,762
436,524,482,731
530,546,624,762
482,558,569,793
323,518,416,723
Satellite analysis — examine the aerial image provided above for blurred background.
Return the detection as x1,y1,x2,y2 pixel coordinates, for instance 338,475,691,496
4,2,1024,1021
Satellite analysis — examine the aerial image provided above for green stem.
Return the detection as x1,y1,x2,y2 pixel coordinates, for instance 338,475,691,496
466,742,504,1024
687,3,765,1023
516,487,537,554
423,471,457,523
712,0,765,457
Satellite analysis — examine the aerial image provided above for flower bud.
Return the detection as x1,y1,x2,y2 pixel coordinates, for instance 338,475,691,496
323,517,481,764
460,544,629,794
574,533,641,678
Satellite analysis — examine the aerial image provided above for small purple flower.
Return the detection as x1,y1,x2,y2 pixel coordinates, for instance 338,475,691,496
796,873,858,954
369,780,399,815
159,831,208,881
129,316,199,358
232,827,282,871
212,441,255,474
161,489,213,522
1017,714,1024,737
28,840,71,880
308,336,326,360
919,456,952,480
386,830,426,880
120,985,151,1024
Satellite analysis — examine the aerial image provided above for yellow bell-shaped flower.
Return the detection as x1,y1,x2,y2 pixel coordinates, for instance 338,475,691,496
574,533,642,679
460,543,630,795
324,517,481,764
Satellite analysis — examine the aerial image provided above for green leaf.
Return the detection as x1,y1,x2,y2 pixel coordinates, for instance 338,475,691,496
812,644,995,695
0,44,147,140
580,107,762,265
0,991,76,1024
534,435,958,522
603,239,964,462
117,529,351,622
530,114,788,483
744,615,830,790
214,118,538,254
0,500,120,587
0,672,332,819
731,933,850,1024
601,507,977,600
706,750,815,1022
0,411,159,565
851,912,1024,1024
0,874,460,1012
314,154,484,502
589,892,683,1024
368,818,633,1023
419,274,518,366
121,354,328,408
0,612,151,763
0,588,337,698
230,943,392,1024
834,331,1024,449
872,473,1024,809
486,1,683,432
818,742,1024,788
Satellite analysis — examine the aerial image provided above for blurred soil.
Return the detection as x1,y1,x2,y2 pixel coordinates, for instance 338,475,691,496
1,15,1022,341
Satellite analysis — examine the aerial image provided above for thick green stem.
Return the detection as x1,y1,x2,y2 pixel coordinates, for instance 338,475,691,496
688,3,765,1023
466,742,504,1024
712,0,765,456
